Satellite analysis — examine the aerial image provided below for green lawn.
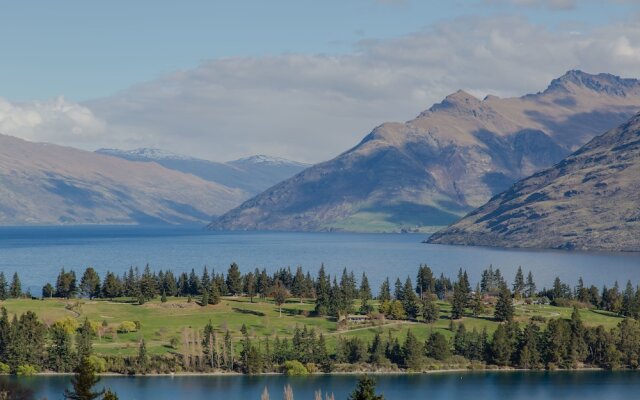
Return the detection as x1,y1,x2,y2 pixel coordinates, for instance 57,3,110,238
0,297,625,356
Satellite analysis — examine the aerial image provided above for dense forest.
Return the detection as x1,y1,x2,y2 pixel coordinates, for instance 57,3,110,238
1,263,640,376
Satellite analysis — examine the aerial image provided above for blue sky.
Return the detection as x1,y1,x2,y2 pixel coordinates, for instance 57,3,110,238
2,0,638,101
1,0,639,162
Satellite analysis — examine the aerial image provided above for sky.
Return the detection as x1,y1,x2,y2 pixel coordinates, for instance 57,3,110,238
1,0,640,163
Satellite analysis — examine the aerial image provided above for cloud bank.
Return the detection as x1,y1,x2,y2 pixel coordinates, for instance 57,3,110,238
3,16,640,163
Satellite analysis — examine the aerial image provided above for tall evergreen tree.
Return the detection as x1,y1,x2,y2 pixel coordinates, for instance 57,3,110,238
64,356,103,400
378,278,391,303
226,263,243,296
359,273,373,315
416,264,435,299
451,281,467,320
494,285,514,322
245,272,257,303
525,271,536,298
0,272,8,300
9,273,21,299
49,324,76,372
80,268,101,299
401,277,420,319
76,319,93,362
421,294,439,323
513,267,525,299
348,375,384,400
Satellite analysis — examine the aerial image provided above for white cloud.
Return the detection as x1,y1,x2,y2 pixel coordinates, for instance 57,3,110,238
3,15,640,163
0,96,105,146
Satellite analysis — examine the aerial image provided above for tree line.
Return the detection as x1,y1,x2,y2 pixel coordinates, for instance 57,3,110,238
4,263,640,375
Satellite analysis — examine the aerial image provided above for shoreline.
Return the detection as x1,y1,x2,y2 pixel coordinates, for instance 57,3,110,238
21,367,610,378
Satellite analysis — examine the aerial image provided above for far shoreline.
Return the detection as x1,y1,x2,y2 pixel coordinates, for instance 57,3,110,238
14,366,615,378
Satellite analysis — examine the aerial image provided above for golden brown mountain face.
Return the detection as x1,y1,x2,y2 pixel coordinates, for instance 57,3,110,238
428,112,640,251
0,135,245,225
211,71,640,233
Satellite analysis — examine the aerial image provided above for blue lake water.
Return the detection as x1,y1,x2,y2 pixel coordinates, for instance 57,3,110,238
0,225,639,293
3,226,640,398
11,371,640,400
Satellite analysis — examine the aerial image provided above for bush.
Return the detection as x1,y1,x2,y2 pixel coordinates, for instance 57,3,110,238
53,317,80,335
117,321,138,333
88,355,107,373
305,363,318,374
16,365,38,376
530,315,547,323
0,362,9,374
283,360,308,376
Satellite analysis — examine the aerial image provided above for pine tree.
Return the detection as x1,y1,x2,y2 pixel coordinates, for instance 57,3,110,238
49,324,76,372
416,264,435,299
160,289,167,303
401,277,420,319
0,272,8,300
513,267,525,299
9,273,21,299
348,375,384,400
101,272,121,299
378,278,391,303
201,289,209,306
421,294,439,324
471,283,484,317
402,330,424,370
209,281,221,305
494,285,514,322
426,331,450,360
368,332,388,365
80,267,101,299
451,281,467,320
359,273,373,315
226,263,243,296
245,272,257,303
137,339,149,373
64,356,104,400
525,271,536,298
394,278,403,301
76,318,93,361
103,390,119,400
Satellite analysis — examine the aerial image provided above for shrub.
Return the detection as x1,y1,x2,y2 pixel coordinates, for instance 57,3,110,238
117,321,138,333
0,362,9,374
88,355,107,373
531,315,547,323
16,365,38,376
305,363,318,374
283,360,308,376
53,317,80,335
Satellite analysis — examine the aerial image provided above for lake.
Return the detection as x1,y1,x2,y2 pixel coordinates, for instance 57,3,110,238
1,226,639,293
10,371,640,400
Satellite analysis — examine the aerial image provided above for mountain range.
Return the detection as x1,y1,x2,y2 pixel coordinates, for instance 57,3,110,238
0,138,305,225
95,148,308,196
210,71,640,232
427,112,640,252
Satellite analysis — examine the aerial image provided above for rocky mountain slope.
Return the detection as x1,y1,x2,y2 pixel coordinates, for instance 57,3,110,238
210,71,640,232
0,135,245,225
96,148,308,196
428,112,640,251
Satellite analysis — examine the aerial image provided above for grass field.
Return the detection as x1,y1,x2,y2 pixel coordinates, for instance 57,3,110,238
0,296,625,356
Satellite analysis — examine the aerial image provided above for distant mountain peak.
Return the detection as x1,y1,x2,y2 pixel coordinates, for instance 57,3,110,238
545,70,640,96
97,147,195,161
229,154,308,167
